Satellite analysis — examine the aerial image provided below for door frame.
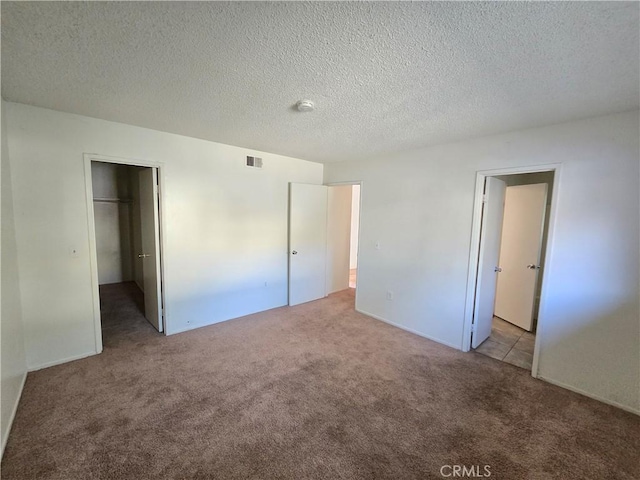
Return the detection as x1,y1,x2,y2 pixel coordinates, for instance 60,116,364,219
83,153,168,354
324,181,363,307
462,164,561,378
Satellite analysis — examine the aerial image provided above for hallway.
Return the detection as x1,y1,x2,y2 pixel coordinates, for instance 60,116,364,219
475,317,535,370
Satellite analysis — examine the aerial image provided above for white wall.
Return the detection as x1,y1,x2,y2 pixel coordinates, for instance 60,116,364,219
325,110,640,413
92,162,137,285
116,166,135,283
93,201,124,284
350,185,360,269
130,169,144,290
5,102,323,370
326,185,352,294
1,101,27,456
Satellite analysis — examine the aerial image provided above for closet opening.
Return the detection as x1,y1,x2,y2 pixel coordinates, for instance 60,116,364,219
86,157,165,351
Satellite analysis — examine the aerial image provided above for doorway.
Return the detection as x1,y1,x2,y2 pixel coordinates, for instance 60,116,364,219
349,185,361,289
85,155,165,352
287,182,361,307
325,183,361,298
465,167,558,375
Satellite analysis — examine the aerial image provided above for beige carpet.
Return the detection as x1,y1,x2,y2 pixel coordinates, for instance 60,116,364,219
2,282,638,479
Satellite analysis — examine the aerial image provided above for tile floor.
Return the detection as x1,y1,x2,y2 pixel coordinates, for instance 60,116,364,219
475,317,535,370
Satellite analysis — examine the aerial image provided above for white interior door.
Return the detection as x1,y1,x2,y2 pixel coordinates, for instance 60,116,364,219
494,184,547,331
472,177,506,348
138,167,163,332
289,183,328,306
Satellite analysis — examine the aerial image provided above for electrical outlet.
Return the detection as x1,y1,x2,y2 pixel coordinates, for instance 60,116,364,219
386,291,393,301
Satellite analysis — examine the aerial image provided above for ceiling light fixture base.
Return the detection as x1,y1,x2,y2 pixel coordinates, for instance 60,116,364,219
296,100,315,112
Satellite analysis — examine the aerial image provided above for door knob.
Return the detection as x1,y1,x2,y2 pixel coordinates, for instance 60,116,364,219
291,251,298,255
494,267,502,272
527,264,539,270
138,254,150,258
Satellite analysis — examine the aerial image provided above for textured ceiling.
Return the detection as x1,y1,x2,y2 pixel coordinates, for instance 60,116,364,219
2,1,639,163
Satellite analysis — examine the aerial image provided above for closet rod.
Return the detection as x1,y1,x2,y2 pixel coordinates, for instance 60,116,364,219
93,198,133,204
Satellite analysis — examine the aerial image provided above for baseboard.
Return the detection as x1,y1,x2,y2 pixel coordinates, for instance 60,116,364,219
1,371,27,459
166,323,198,336
537,374,640,416
28,350,98,372
168,318,247,336
167,302,289,336
356,309,462,351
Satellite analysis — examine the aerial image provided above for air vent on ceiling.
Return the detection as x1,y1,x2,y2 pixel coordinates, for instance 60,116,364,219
246,156,263,168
